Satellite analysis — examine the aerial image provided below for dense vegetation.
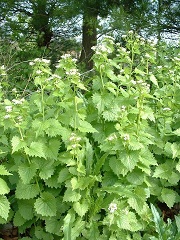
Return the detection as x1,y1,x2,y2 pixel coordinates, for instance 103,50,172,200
0,0,180,239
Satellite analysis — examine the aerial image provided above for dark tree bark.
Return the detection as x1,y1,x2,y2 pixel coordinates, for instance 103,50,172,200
79,11,98,70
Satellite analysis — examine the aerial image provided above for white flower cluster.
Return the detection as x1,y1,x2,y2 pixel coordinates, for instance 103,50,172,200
69,133,82,149
123,134,130,141
12,98,25,105
66,68,80,76
107,134,117,141
91,44,113,54
61,54,71,59
29,58,50,66
108,203,117,213
5,106,12,112
130,79,150,92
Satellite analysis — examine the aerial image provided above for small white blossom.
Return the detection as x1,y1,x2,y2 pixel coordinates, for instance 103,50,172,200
121,47,126,52
42,59,50,64
5,106,12,112
107,134,117,141
157,66,162,69
131,80,137,85
174,57,180,61
163,107,171,111
128,30,133,34
66,69,80,76
29,61,35,66
121,105,126,111
4,114,10,119
123,134,130,141
12,98,25,105
36,70,42,74
108,203,117,213
122,35,127,38
12,88,17,93
61,54,71,59
1,65,5,70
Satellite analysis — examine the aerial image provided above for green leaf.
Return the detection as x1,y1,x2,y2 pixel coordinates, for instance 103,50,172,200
117,211,142,231
150,204,164,240
120,151,139,171
109,156,129,177
175,215,180,233
13,211,26,227
25,141,46,159
18,162,37,184
78,120,98,133
39,160,55,180
45,139,61,160
44,119,64,137
58,168,70,183
15,182,39,199
63,188,81,202
0,178,10,195
126,169,144,185
73,201,89,217
34,192,57,217
0,165,12,176
18,200,34,220
173,128,180,136
92,93,104,113
45,218,62,236
161,188,177,208
153,161,172,179
171,142,180,158
150,74,158,86
71,218,85,240
0,195,10,220
11,136,25,153
63,210,75,240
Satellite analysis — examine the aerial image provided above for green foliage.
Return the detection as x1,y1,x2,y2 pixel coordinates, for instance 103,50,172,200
0,32,179,239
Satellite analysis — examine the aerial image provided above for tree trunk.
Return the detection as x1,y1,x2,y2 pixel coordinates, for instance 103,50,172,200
79,11,98,70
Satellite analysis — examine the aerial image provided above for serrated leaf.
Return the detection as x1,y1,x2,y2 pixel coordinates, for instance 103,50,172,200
120,151,139,171
150,74,158,86
71,218,85,240
63,188,81,202
0,195,10,220
18,200,34,220
73,201,89,217
13,211,26,227
25,141,46,159
15,182,39,199
109,156,129,177
0,165,12,176
92,93,104,113
45,139,61,160
44,119,63,137
34,192,57,217
45,218,62,236
153,161,172,179
63,210,75,240
18,162,37,184
176,161,180,173
171,142,180,158
173,128,180,136
39,160,55,180
117,211,142,231
35,226,54,240
126,169,144,185
58,168,70,183
150,204,164,239
0,178,10,194
78,120,98,133
11,136,25,153
161,188,177,208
